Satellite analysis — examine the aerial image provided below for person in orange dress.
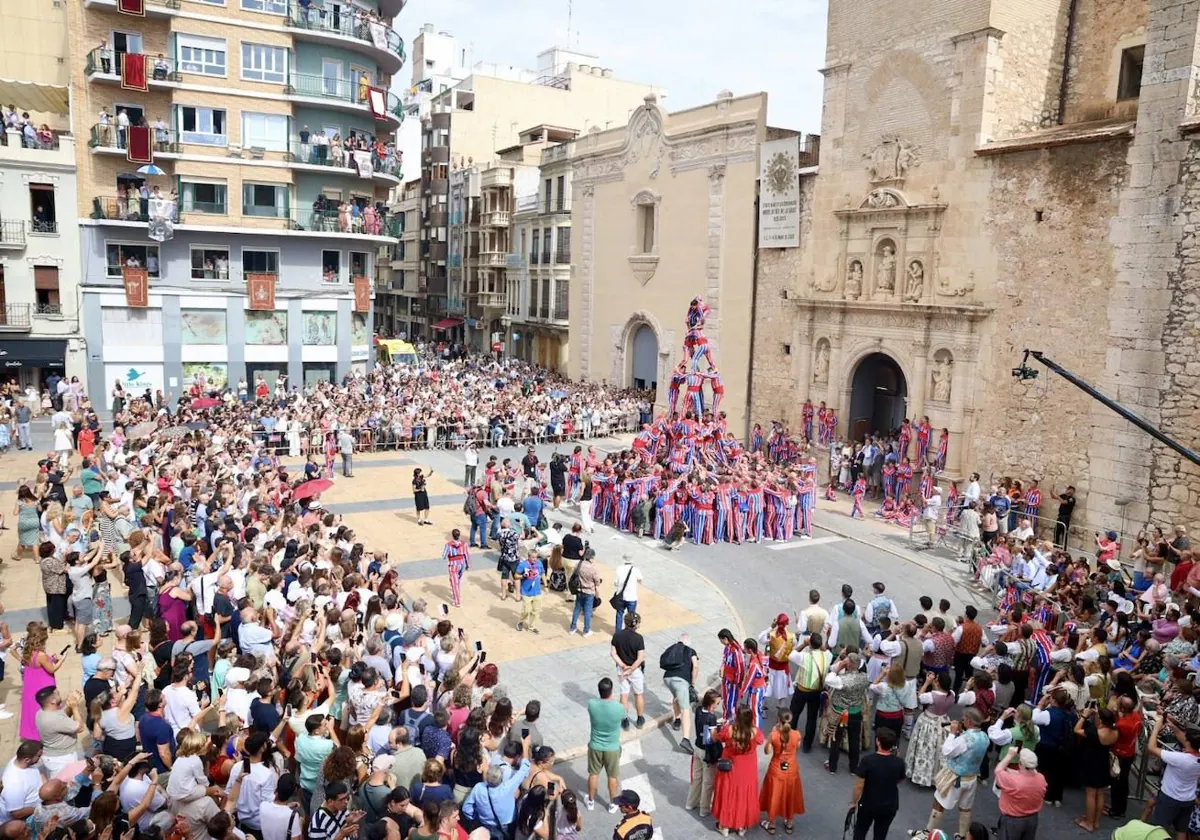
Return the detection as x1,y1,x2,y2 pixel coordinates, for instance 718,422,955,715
759,710,805,835
711,706,764,837
77,424,96,458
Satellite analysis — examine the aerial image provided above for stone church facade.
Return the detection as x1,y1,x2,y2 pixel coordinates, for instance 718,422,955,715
751,0,1200,543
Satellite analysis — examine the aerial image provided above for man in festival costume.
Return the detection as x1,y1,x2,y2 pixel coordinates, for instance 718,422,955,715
801,400,814,441
719,628,745,718
760,614,796,714
915,415,933,465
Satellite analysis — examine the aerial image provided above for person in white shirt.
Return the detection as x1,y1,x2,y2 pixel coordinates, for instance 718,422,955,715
0,743,45,823
119,761,172,832
613,555,643,633
965,473,982,505
226,732,279,835
463,443,479,487
1011,518,1035,542
922,487,942,546
259,773,305,840
162,660,209,733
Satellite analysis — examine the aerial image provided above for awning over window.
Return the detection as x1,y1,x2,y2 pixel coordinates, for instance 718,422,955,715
0,80,70,116
0,339,67,367
431,318,463,330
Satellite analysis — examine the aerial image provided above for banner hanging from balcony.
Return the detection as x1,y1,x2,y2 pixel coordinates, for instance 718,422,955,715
117,0,145,15
121,53,148,92
368,22,389,51
757,136,801,248
123,267,149,308
126,125,152,165
353,276,371,313
352,150,373,180
367,88,388,122
247,273,277,311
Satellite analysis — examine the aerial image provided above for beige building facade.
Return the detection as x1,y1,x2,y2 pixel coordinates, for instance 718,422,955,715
751,0,1200,542
570,92,765,435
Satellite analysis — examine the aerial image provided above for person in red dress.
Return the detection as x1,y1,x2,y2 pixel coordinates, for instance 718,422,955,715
712,706,764,836
759,710,805,834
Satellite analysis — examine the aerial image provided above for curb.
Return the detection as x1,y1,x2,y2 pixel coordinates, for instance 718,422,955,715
548,512,747,764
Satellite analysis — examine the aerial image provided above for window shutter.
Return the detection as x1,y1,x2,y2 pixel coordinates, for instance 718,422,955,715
34,266,59,291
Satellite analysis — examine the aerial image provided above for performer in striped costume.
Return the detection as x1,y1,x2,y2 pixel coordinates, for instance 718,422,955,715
898,419,912,461
815,404,828,445
934,428,949,472
746,483,764,542
915,416,932,465
850,476,867,518
820,408,837,446
801,400,814,442
1022,480,1042,521
690,484,716,545
882,460,897,502
739,639,768,730
714,479,735,543
720,630,745,719
896,459,914,502
567,446,584,501
443,529,471,607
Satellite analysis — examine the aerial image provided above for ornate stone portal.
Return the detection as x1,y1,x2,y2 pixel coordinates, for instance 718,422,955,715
786,181,991,478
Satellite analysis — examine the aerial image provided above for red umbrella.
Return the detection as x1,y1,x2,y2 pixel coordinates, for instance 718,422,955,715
293,478,333,500
191,397,220,409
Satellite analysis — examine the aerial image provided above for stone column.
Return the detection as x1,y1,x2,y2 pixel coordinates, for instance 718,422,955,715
909,338,930,423
577,184,596,380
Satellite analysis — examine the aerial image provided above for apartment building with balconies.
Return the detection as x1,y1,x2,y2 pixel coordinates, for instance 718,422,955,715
507,135,573,371
414,40,662,347
0,118,87,385
66,0,408,398
374,176,420,337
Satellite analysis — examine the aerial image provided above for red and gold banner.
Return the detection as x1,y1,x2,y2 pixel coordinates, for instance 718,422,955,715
353,275,371,313
123,267,149,308
367,87,388,122
247,273,276,311
121,52,148,92
117,0,145,15
125,125,152,164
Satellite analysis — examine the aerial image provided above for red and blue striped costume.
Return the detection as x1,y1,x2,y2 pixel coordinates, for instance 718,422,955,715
898,422,912,460
689,487,715,544
1030,629,1057,701
801,402,814,441
820,410,837,446
882,462,897,501
798,467,818,537
721,642,745,719
850,477,866,518
745,487,764,541
567,452,584,500
919,469,936,501
685,371,705,417
750,425,764,454
763,486,786,540
915,422,932,465
714,482,735,542
815,407,828,445
935,431,949,472
443,539,471,607
1023,487,1042,520
896,463,913,502
740,653,768,729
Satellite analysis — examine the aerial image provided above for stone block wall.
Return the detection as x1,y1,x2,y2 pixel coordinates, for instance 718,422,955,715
989,0,1075,137
972,139,1130,535
1063,0,1150,123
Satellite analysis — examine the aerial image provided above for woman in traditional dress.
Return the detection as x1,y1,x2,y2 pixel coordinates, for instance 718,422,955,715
759,710,804,835
287,413,302,458
758,614,795,717
712,706,764,837
905,670,956,787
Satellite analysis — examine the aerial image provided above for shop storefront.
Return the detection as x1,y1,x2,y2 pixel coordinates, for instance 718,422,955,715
0,339,68,390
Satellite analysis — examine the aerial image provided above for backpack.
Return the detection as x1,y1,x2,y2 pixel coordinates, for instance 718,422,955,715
401,708,432,747
567,561,583,595
463,494,478,517
659,642,688,673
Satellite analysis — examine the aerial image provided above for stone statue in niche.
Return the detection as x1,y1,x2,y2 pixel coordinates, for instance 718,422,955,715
846,260,863,300
932,354,953,403
905,260,924,301
876,244,896,293
814,342,830,384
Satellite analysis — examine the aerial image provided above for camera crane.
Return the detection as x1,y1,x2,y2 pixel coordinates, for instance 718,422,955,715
1012,349,1200,469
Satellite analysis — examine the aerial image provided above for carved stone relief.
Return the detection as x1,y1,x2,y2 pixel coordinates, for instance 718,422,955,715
864,136,921,183
936,271,975,299
864,189,900,209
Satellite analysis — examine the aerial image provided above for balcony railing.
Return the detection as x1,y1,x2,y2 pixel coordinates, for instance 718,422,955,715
0,304,32,329
85,48,182,82
0,129,61,150
286,2,405,62
90,123,182,154
30,221,58,235
285,141,401,177
287,73,403,119
0,220,25,247
36,304,64,317
92,196,391,236
541,251,551,266
482,210,510,227
530,251,539,265
480,252,505,268
555,249,571,264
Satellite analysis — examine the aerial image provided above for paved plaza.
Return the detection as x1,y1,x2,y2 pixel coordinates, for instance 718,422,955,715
0,430,1104,838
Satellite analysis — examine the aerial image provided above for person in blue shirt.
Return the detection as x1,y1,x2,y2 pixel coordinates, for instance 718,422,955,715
991,491,1011,537
522,493,544,531
461,737,532,835
139,690,177,773
515,556,546,634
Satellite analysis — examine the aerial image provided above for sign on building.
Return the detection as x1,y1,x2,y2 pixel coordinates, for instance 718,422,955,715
758,137,801,248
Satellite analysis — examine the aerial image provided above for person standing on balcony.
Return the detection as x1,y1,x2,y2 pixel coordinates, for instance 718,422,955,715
98,108,112,146
299,125,311,163
153,54,169,81
153,117,168,151
116,108,129,150
97,40,112,74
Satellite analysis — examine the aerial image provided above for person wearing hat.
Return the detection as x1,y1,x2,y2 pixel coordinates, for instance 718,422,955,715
611,790,654,840
992,746,1045,839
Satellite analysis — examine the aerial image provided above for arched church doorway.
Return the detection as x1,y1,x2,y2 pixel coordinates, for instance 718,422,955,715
848,353,908,442
630,324,658,391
